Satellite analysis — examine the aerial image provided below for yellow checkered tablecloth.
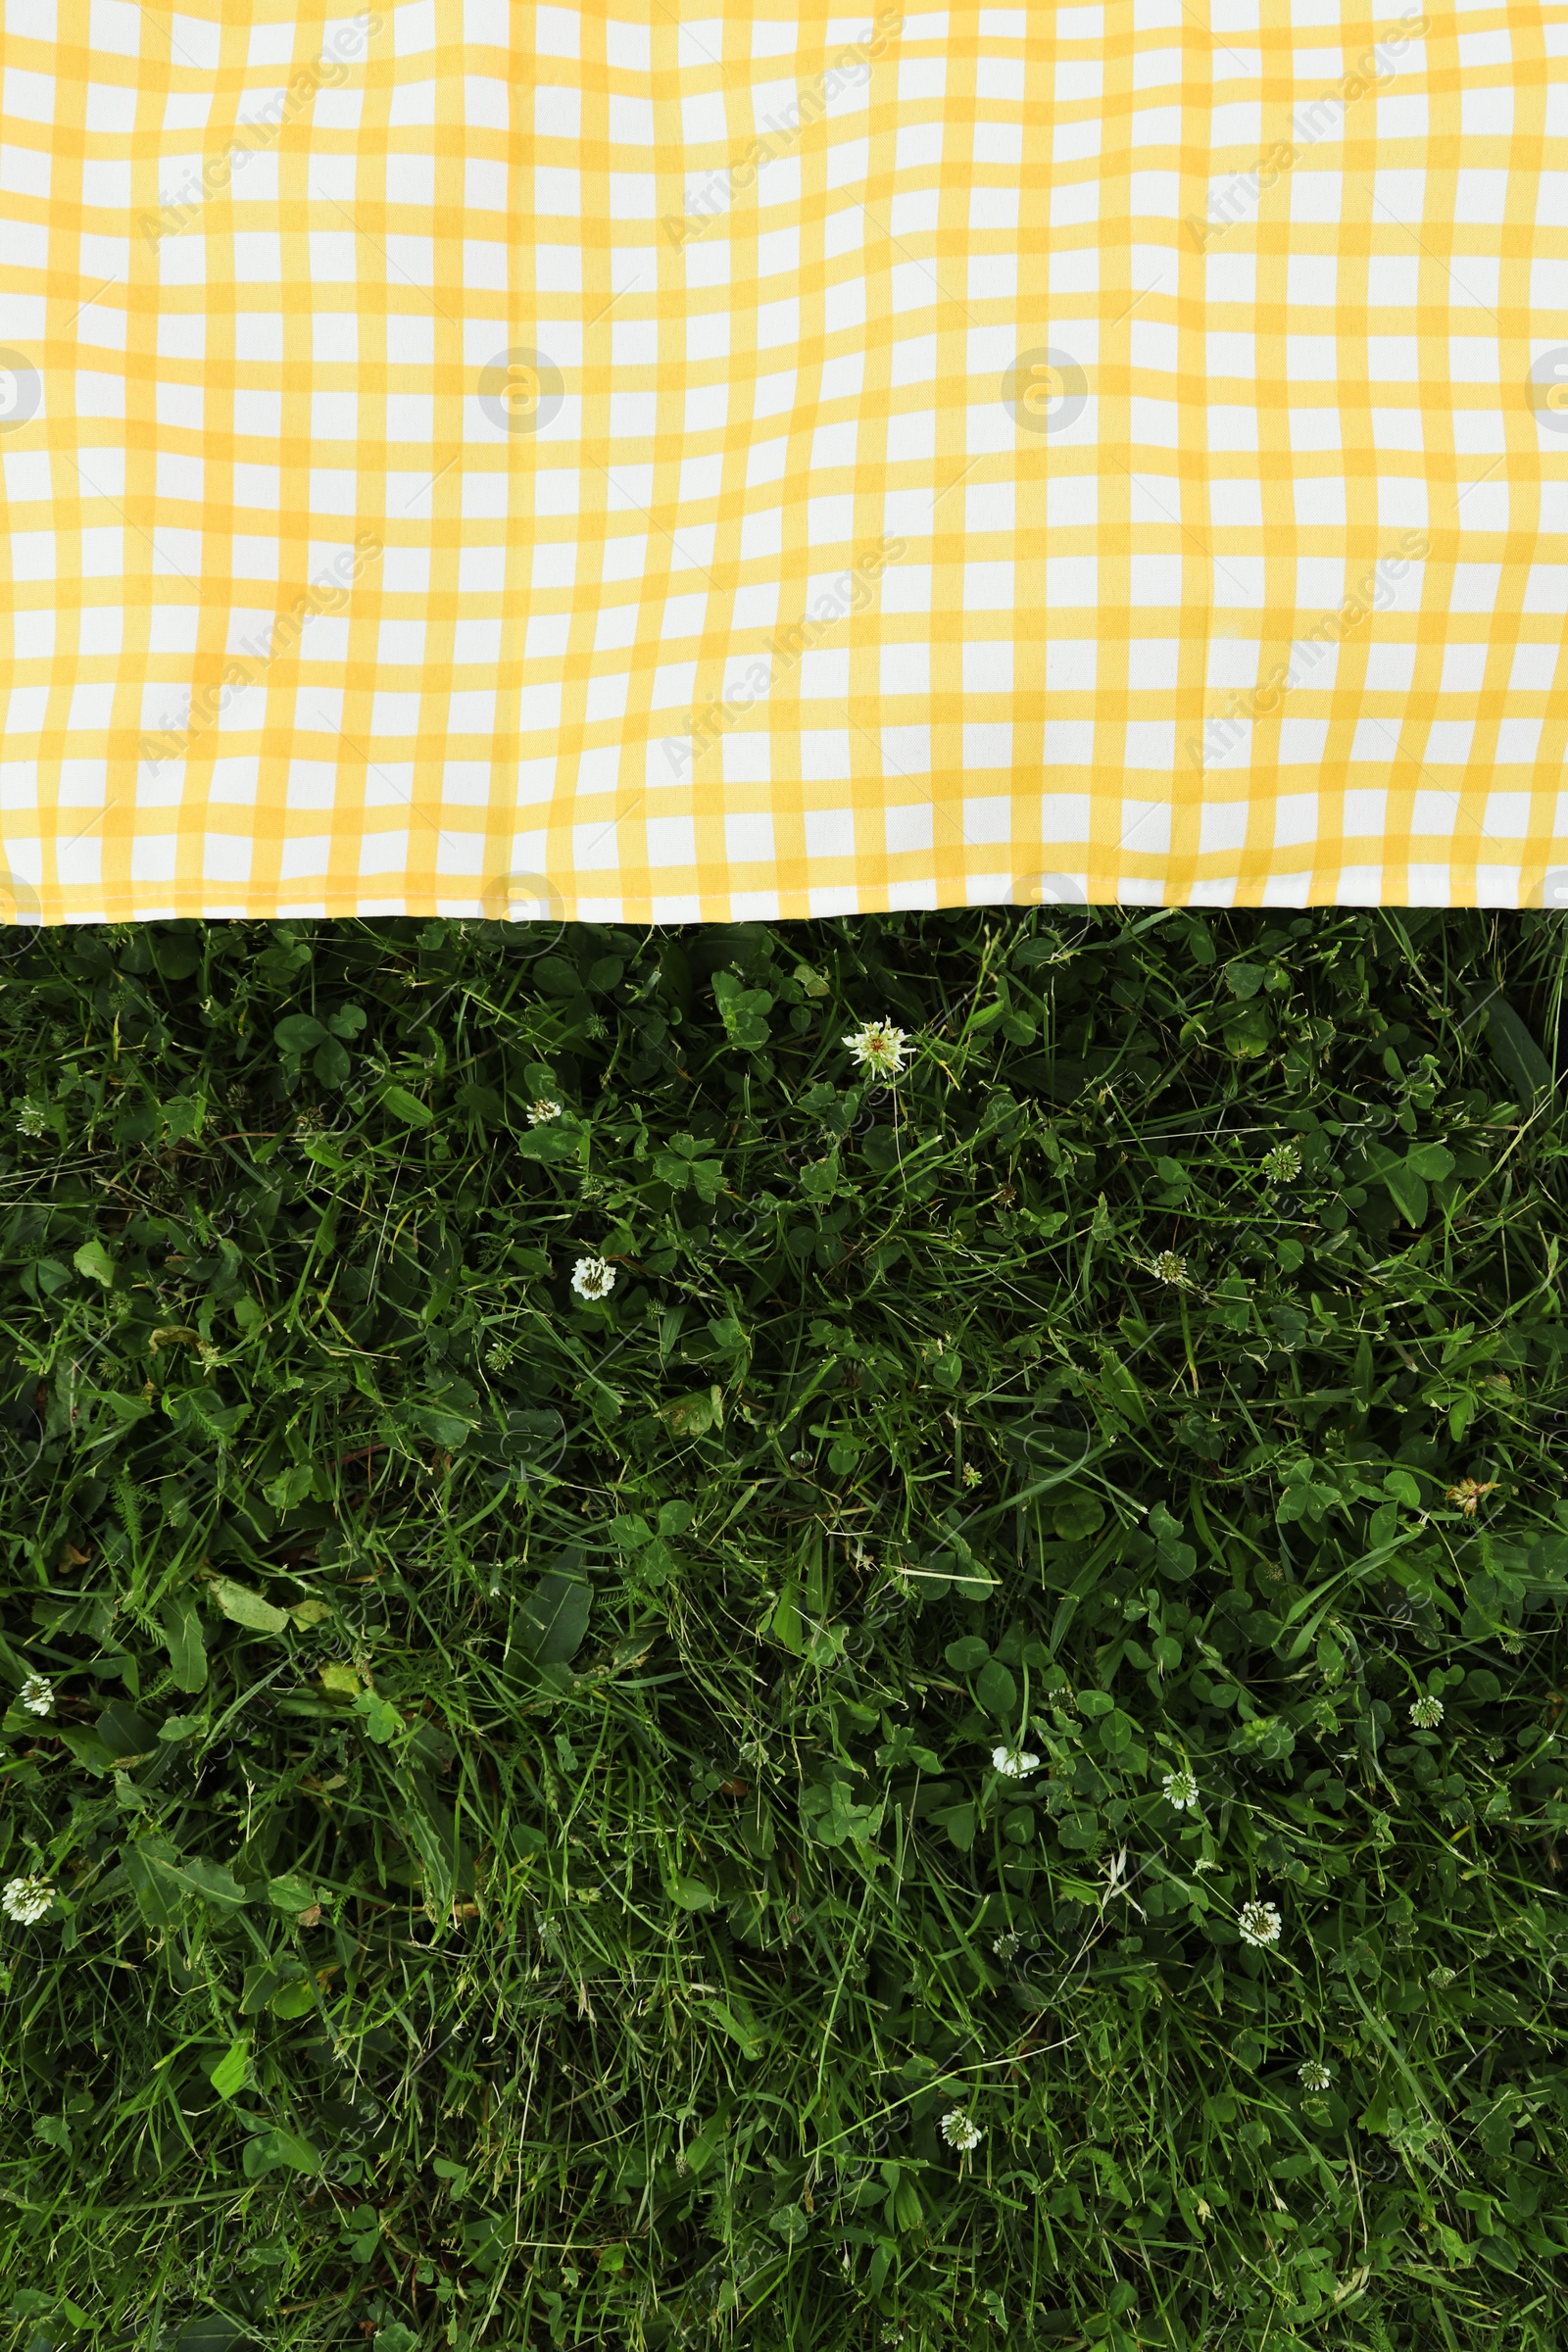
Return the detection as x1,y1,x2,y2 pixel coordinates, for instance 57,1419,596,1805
0,1,1565,924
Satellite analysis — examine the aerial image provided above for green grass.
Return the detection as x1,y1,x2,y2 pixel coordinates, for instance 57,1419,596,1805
3,904,1568,2352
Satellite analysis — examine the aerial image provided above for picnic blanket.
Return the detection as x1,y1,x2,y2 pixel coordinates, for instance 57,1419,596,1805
1,1,1565,925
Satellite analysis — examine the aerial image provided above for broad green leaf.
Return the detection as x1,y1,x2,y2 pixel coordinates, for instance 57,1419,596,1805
353,1690,404,1742
681,2105,732,2174
96,1700,156,1758
664,1388,722,1438
1054,1489,1106,1540
771,1585,805,1653
122,1838,250,1919
668,1875,715,1911
976,1659,1018,1718
212,1578,289,1636
1406,1141,1455,1183
158,1594,209,1692
516,1119,580,1161
268,1873,318,1913
179,1858,251,1908
243,2127,320,2179
457,1080,504,1123
379,1083,434,1128
518,1566,592,1666
401,1800,457,1915
1472,996,1553,1102
73,1239,117,1287
95,1388,155,1425
1099,1356,1151,1427
167,1390,252,1445
707,1995,763,2058
263,1461,318,1511
273,1013,326,1053
207,2038,251,2099
319,1661,362,1697
122,1838,184,1929
408,1404,474,1449
57,1726,117,1775
1384,1163,1428,1225
945,1636,990,1673
933,1801,976,1853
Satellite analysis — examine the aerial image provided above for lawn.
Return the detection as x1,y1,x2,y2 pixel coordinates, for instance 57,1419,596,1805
2,905,1567,2352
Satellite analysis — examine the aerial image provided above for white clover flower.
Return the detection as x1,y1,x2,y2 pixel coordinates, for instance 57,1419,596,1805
19,1675,53,1717
570,1255,616,1301
1428,1965,1457,1990
1162,1767,1199,1811
1152,1250,1188,1285
527,1098,563,1126
1261,1143,1302,1183
2,1875,54,1926
15,1102,48,1138
1410,1694,1445,1730
843,1019,908,1078
992,1931,1021,1962
1298,2059,1333,2091
939,2108,982,2153
991,1745,1040,1779
1238,1900,1283,1949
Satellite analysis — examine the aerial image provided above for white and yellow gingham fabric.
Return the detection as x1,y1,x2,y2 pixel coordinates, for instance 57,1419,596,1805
1,1,1565,923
